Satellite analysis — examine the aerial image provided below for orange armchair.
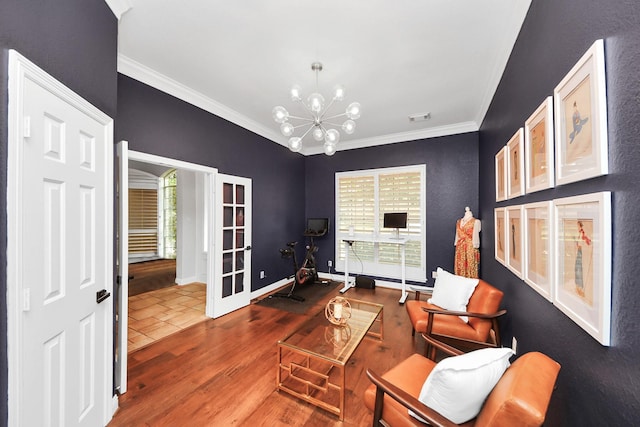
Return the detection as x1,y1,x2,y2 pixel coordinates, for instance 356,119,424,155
405,280,506,359
364,349,561,427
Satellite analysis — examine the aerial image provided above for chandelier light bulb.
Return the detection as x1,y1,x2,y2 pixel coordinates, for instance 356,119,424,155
272,106,289,123
346,102,361,120
333,85,346,101
308,93,325,113
325,129,340,144
280,122,294,137
342,120,356,134
290,85,302,102
312,126,324,141
324,141,337,156
288,137,302,152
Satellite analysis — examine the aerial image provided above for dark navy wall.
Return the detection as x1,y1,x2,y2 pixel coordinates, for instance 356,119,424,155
304,133,479,280
0,1,117,424
116,75,306,288
479,0,640,425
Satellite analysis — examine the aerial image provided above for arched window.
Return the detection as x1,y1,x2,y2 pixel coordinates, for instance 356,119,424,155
159,169,177,259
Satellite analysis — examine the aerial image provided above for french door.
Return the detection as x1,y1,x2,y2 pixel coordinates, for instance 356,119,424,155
211,174,252,318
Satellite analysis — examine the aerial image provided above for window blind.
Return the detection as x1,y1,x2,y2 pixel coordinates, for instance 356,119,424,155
128,188,158,255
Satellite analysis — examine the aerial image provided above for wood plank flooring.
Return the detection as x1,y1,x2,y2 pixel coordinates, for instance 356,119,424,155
109,286,427,427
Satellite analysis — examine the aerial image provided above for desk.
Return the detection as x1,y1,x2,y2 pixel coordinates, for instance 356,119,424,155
339,236,411,303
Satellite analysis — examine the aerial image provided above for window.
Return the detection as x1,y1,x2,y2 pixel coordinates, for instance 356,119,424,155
335,165,426,281
128,169,159,258
159,169,177,259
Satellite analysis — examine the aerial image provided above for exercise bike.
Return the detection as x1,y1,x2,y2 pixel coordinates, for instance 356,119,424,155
272,239,319,301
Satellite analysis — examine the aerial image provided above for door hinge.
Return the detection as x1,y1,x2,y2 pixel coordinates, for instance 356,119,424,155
22,288,31,312
23,116,31,139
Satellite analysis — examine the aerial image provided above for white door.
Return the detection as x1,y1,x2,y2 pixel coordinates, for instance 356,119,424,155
115,140,129,394
7,51,114,426
212,174,252,317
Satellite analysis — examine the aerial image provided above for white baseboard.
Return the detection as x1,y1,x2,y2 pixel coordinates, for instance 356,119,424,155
175,276,197,285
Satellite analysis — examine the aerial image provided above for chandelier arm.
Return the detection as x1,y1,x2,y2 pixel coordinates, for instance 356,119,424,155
323,121,346,127
287,114,314,122
319,97,337,121
322,112,348,121
299,123,315,140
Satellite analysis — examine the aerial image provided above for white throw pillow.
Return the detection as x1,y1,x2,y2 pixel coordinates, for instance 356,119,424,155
410,347,514,424
428,267,479,322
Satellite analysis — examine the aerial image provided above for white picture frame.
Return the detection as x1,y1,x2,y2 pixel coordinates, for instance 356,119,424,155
553,192,611,346
525,97,555,193
494,207,506,266
554,39,608,186
523,201,554,301
505,205,523,278
506,128,525,199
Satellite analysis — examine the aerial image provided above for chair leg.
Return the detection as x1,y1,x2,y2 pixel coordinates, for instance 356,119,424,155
373,386,384,426
411,327,415,337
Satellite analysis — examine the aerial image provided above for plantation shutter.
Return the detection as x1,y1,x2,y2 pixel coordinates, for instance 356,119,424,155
337,175,375,261
128,188,158,255
378,171,422,267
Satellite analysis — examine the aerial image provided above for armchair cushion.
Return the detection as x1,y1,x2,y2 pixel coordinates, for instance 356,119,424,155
429,267,479,322
411,347,514,424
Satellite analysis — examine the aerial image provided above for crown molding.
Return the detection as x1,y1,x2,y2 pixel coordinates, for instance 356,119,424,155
118,54,479,157
301,121,479,155
117,54,284,145
104,0,133,20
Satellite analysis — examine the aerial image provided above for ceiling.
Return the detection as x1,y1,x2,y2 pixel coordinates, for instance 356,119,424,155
114,0,532,155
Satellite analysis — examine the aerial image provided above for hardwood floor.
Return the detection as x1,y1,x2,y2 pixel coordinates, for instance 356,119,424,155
109,286,427,426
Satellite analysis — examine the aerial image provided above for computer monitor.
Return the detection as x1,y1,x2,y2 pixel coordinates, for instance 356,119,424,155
305,218,329,236
383,212,407,239
383,212,407,229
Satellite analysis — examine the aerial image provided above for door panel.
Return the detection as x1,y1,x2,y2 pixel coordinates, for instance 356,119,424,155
8,51,113,426
213,174,252,317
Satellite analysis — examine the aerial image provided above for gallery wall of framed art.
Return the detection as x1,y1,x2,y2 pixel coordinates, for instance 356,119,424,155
491,39,612,346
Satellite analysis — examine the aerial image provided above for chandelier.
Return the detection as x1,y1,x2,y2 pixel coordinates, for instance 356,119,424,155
272,62,361,156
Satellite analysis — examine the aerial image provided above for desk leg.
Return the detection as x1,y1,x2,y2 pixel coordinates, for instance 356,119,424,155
339,240,354,293
398,243,408,303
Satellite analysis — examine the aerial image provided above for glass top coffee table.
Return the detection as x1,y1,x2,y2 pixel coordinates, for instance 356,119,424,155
276,298,383,420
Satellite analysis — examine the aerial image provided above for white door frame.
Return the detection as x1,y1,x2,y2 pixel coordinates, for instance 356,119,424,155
6,50,115,424
115,147,217,394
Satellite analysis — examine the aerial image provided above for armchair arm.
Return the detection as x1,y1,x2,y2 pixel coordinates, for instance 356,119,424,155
421,334,465,357
410,285,434,301
365,369,457,427
421,306,507,320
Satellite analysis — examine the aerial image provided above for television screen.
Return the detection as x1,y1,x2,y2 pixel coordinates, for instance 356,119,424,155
383,212,407,229
306,218,329,235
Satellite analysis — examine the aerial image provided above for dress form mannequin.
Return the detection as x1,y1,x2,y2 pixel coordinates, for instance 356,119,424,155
454,207,481,278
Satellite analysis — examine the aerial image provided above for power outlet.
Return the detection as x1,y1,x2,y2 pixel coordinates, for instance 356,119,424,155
512,336,518,354
328,260,333,267
260,270,265,279
432,271,438,279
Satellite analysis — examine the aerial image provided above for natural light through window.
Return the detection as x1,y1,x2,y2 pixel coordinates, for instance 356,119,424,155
335,165,426,281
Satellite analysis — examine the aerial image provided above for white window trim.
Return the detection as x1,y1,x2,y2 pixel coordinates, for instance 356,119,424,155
334,164,426,282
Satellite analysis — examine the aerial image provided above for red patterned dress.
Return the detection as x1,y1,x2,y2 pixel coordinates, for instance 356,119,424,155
454,218,480,278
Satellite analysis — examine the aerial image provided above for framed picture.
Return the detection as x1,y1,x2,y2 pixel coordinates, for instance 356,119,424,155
554,39,608,186
523,201,553,301
553,192,611,346
505,205,523,278
494,207,506,266
525,97,555,193
495,146,507,202
506,128,524,199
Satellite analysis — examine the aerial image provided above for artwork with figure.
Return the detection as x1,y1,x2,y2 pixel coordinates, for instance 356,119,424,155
527,217,547,280
497,216,505,262
564,76,593,164
530,120,546,179
510,146,520,190
510,217,521,263
562,218,594,306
